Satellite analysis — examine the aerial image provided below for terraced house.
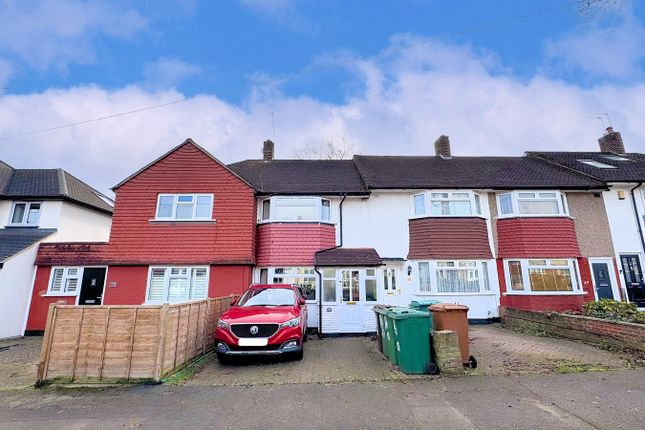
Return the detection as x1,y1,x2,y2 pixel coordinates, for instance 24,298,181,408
24,130,644,335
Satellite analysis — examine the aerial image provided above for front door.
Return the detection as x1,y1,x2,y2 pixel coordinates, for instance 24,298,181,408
339,269,364,332
381,266,401,306
592,262,614,300
78,268,106,305
620,255,645,307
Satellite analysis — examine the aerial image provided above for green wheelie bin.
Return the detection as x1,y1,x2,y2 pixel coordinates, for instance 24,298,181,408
381,309,398,365
389,308,437,374
408,300,441,311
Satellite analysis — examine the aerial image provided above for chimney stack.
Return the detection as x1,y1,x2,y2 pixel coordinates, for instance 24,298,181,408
434,135,451,159
263,139,275,161
598,127,625,154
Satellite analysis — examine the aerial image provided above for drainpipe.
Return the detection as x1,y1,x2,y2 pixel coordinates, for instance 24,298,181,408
315,194,347,339
630,183,645,293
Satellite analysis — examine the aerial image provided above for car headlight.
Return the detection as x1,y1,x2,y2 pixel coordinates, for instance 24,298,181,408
279,317,301,329
217,319,230,330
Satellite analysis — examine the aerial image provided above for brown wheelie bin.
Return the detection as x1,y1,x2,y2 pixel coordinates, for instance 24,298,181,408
428,303,477,368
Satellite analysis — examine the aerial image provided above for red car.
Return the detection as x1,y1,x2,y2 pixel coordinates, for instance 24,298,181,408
214,284,308,364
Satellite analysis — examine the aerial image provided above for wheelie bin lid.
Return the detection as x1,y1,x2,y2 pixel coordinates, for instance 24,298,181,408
428,303,469,312
387,308,430,320
409,300,441,309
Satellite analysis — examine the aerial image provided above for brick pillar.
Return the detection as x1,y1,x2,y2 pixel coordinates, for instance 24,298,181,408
432,330,463,377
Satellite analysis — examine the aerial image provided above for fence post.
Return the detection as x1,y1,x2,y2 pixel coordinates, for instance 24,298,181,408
35,304,57,387
125,308,139,381
153,304,169,383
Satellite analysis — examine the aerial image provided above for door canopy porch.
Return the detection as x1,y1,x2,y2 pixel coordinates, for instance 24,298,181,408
314,247,382,267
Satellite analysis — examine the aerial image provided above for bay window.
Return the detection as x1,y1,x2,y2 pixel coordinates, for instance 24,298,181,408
416,261,491,294
412,191,482,217
147,267,209,303
260,196,332,222
504,259,579,294
9,201,42,226
497,191,568,217
155,194,213,220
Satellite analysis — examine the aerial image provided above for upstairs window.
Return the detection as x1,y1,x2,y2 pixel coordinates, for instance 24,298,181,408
412,191,482,217
9,202,41,226
497,191,568,217
155,194,213,221
260,196,331,222
577,159,617,169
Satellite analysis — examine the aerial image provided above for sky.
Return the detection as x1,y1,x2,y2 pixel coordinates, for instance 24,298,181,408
0,0,644,195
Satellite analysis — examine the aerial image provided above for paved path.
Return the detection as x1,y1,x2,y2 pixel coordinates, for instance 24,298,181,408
0,370,643,429
469,325,635,375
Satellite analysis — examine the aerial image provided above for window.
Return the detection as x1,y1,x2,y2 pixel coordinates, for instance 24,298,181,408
418,262,431,292
497,191,568,217
412,191,482,217
9,202,41,226
146,267,209,303
577,159,617,169
270,267,316,301
505,259,579,294
155,194,213,220
365,268,377,302
48,267,82,295
341,270,360,302
416,261,491,294
384,268,397,291
322,268,336,302
260,196,332,222
602,155,631,162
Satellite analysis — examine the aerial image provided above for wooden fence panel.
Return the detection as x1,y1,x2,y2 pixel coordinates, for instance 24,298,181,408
36,295,239,385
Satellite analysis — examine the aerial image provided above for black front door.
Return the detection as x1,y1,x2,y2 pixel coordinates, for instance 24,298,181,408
620,255,645,307
78,268,106,305
592,262,614,300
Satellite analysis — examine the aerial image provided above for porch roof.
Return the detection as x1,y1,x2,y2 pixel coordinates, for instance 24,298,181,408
314,247,383,267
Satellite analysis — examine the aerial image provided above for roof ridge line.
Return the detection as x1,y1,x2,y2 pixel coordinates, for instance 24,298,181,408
57,168,69,196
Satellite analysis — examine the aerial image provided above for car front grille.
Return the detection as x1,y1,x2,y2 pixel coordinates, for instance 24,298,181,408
231,323,279,338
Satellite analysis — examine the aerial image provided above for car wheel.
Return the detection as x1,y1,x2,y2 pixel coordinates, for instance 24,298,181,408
217,353,233,366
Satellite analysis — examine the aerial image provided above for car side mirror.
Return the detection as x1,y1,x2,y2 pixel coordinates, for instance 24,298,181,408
298,297,306,306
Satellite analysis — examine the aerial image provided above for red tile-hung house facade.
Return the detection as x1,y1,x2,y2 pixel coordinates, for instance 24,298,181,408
26,140,257,332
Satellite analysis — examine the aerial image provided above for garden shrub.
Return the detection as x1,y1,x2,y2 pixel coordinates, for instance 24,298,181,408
582,300,645,325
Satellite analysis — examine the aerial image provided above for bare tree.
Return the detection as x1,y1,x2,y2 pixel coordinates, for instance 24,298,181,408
292,136,356,160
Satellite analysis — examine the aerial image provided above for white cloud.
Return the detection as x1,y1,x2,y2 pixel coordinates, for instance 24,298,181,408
238,0,315,33
544,16,645,80
0,0,147,70
1,38,644,196
142,58,202,89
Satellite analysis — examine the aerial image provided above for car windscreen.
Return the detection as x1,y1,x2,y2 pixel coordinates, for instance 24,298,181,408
237,288,295,307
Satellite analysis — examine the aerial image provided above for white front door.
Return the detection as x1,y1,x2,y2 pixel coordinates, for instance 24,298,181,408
381,265,402,306
339,269,364,332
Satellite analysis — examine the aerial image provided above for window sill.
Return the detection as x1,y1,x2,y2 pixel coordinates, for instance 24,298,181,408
43,293,78,297
409,215,486,220
5,224,39,228
495,214,573,220
149,219,216,224
257,220,335,225
503,291,587,296
413,291,496,296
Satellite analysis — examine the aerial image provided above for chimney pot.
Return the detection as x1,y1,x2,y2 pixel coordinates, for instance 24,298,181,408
598,128,625,154
263,139,274,161
434,135,451,159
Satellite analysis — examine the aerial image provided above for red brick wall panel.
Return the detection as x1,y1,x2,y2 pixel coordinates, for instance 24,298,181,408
497,217,581,258
256,223,336,266
108,142,257,264
408,217,493,260
210,265,253,297
102,266,149,305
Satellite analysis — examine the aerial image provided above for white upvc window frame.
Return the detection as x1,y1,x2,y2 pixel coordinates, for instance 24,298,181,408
414,260,493,295
8,201,42,226
47,267,83,296
154,194,214,221
411,190,482,218
264,266,318,302
496,190,569,218
259,196,332,223
145,266,210,304
503,258,583,295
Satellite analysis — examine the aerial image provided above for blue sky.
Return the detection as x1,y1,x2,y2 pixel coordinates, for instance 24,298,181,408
0,0,644,194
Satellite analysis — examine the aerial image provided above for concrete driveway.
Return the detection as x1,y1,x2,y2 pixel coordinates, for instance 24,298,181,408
0,337,41,391
187,336,424,386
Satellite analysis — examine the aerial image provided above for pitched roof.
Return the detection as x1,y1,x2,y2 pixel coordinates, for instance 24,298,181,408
0,228,57,262
227,159,368,195
0,163,113,214
352,155,605,190
527,152,645,183
314,247,383,267
113,139,253,190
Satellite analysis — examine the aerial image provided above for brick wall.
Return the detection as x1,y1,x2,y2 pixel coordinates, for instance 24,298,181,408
501,307,645,352
432,330,463,377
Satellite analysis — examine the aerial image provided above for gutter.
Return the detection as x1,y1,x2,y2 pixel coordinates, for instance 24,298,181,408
315,193,347,339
